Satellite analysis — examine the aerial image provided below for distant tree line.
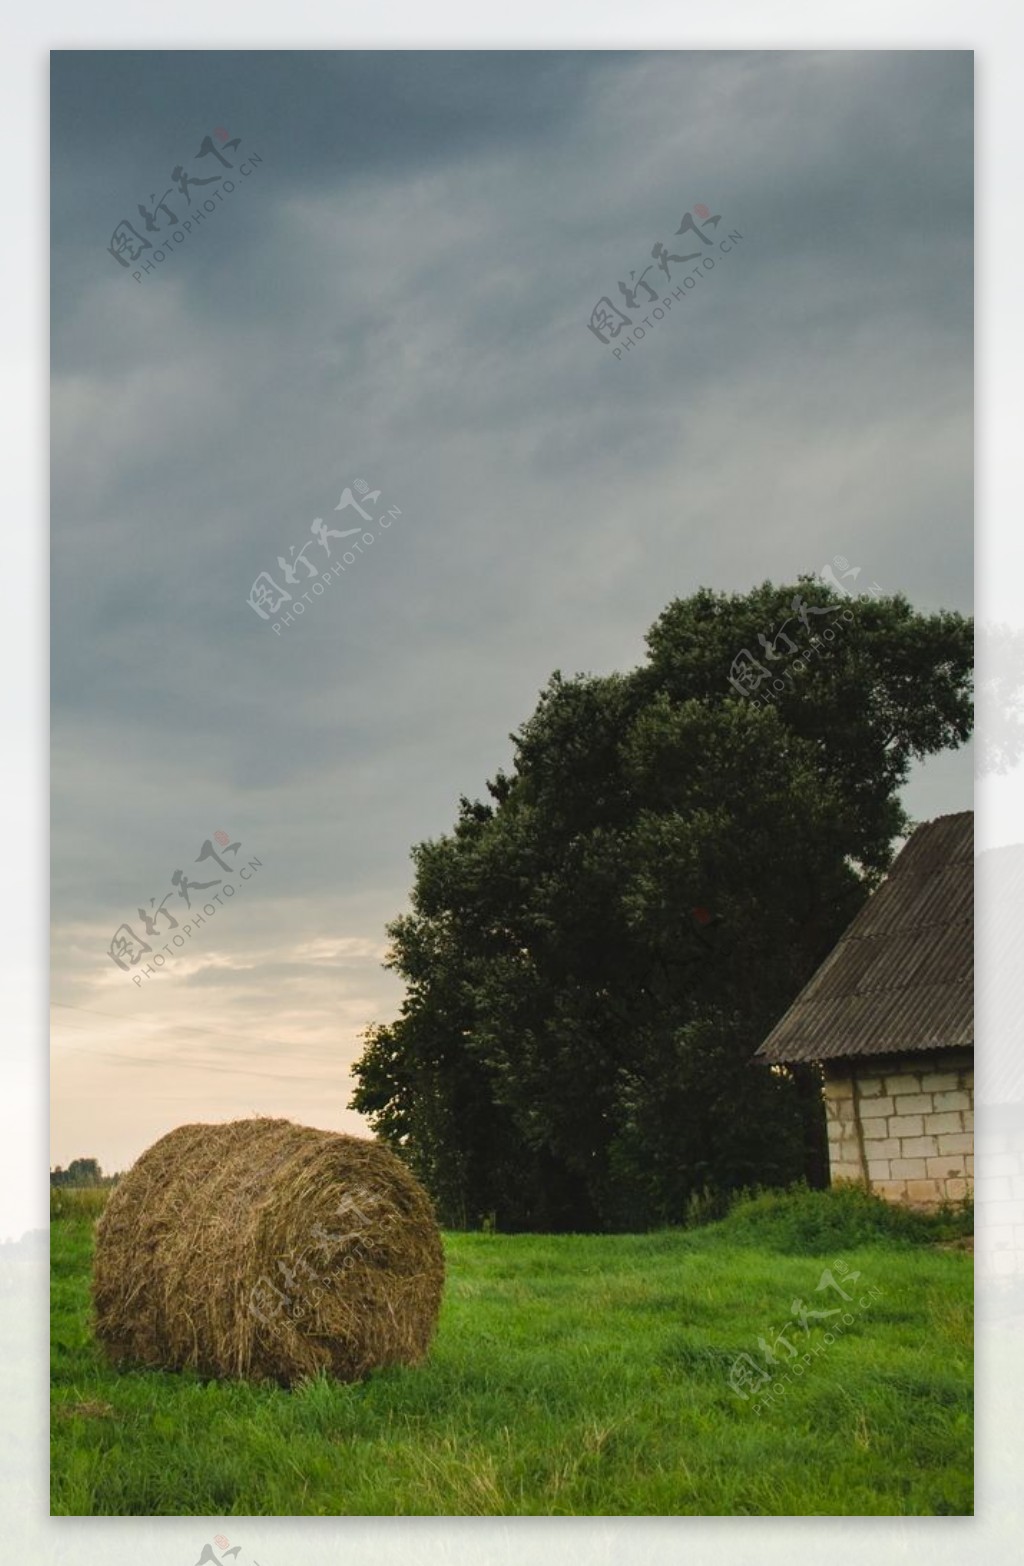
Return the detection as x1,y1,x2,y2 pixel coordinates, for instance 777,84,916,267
50,1158,120,1188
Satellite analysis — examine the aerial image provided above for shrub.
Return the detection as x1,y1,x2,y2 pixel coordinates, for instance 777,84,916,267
702,1181,973,1254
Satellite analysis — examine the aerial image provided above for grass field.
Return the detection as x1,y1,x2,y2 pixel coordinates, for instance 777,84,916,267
51,1187,973,1516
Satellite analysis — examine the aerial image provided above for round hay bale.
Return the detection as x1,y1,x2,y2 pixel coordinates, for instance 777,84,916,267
92,1118,444,1386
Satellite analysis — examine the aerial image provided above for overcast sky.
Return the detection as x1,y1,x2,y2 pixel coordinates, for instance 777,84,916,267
50,49,973,1179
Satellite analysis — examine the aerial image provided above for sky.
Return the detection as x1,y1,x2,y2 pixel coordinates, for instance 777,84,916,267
50,49,974,1183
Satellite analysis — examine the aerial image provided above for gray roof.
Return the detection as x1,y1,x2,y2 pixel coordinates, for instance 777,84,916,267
754,811,973,1065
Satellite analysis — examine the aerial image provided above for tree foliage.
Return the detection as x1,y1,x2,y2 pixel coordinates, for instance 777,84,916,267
50,1158,105,1187
351,582,973,1231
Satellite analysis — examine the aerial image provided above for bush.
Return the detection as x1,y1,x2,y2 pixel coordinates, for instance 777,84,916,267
701,1181,973,1254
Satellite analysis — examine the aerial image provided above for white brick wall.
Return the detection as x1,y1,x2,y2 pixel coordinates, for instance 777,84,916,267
822,1051,974,1208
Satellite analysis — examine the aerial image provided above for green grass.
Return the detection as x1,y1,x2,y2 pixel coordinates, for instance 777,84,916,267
51,1190,973,1516
50,1186,111,1222
695,1180,974,1252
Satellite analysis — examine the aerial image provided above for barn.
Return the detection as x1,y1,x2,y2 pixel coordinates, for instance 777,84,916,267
754,810,973,1209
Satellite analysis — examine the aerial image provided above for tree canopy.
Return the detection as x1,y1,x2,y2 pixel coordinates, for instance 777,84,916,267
351,581,973,1231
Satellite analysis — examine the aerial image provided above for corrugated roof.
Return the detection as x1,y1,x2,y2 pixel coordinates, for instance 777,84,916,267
754,811,973,1064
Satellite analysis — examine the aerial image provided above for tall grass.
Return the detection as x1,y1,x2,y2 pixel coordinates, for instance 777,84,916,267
693,1181,974,1253
50,1186,109,1221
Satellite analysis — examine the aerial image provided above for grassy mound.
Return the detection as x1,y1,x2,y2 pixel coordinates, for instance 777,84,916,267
699,1182,974,1255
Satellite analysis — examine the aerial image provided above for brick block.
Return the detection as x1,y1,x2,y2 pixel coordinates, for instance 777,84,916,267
895,1094,934,1115
861,1137,900,1159
856,1077,886,1097
826,1118,843,1140
873,1180,909,1203
924,1112,963,1136
963,1111,974,1132
890,1158,928,1178
966,1157,973,1177
933,1091,971,1112
927,1155,965,1178
900,1136,939,1159
889,1115,924,1138
866,1159,892,1182
906,1179,944,1204
824,1076,854,1099
922,1073,960,1092
859,1097,895,1120
830,1164,865,1184
860,1118,890,1142
944,1179,969,1200
886,1074,922,1095
937,1133,972,1156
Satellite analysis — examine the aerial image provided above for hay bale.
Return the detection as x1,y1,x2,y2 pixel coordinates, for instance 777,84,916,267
92,1118,444,1386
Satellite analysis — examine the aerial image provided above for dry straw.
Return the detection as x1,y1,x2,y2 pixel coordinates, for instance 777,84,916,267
92,1118,444,1386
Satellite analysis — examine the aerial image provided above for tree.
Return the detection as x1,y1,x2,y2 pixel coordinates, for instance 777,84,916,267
50,1158,104,1187
351,581,973,1231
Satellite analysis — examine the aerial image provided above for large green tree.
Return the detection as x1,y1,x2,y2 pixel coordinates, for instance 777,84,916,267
352,582,973,1231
